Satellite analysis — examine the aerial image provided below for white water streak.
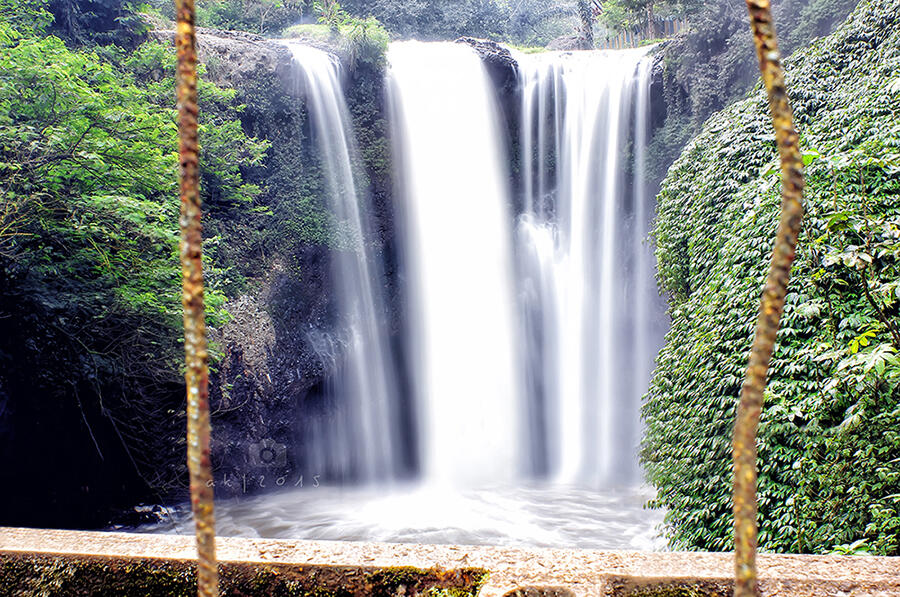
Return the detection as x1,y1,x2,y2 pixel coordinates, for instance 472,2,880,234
287,44,398,481
517,48,659,485
388,42,522,487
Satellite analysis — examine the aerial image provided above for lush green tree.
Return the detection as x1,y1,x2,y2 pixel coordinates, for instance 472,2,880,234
576,0,594,47
146,0,309,35
338,0,579,46
597,0,703,36
0,0,267,525
645,0,860,185
506,0,578,47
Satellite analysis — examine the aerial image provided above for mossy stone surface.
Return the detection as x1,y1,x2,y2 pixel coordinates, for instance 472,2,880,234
609,578,731,597
0,553,488,596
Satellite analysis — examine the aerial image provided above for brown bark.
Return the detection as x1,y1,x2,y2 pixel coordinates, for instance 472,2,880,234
577,0,594,49
175,0,218,595
646,3,657,39
733,1,805,596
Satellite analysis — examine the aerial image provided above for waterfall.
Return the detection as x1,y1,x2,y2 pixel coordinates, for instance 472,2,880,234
151,42,668,549
387,42,522,486
517,48,664,485
286,44,400,482
388,44,663,488
288,41,662,489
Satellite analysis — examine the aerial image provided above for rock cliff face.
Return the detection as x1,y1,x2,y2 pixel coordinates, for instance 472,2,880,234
456,37,522,201
183,30,347,497
457,37,519,93
642,0,861,186
153,28,294,89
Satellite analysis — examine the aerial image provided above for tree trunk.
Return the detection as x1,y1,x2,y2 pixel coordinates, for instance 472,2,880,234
577,0,594,49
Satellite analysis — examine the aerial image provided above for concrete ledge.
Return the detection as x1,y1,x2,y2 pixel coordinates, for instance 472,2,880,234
2,527,899,596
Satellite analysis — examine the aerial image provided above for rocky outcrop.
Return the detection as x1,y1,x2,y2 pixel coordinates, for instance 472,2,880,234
455,37,521,199
210,252,338,499
147,28,347,499
648,45,674,146
152,28,296,91
456,36,519,94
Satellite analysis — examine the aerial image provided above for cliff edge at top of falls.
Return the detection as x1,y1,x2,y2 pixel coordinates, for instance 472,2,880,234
456,37,519,96
456,37,519,95
151,28,296,90
456,38,518,70
150,28,527,94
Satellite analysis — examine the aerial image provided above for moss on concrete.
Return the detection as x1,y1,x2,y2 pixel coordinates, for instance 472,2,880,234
609,578,731,597
502,588,576,596
0,553,488,596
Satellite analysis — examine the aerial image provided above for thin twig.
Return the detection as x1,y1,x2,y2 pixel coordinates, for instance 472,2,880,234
175,0,218,595
733,1,805,596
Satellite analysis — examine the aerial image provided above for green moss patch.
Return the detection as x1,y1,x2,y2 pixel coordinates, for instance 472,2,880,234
608,578,730,597
1,553,488,596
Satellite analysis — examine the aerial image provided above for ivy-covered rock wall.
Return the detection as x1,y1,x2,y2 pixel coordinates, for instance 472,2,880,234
646,0,861,186
644,0,900,555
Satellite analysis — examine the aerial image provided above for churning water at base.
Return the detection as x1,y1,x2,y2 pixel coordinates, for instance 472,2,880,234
143,485,665,550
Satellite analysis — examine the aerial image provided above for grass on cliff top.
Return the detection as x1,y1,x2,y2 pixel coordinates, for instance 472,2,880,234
282,18,389,70
282,23,332,42
507,43,549,54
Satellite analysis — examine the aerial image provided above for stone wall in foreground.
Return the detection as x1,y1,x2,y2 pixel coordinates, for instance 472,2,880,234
2,528,898,596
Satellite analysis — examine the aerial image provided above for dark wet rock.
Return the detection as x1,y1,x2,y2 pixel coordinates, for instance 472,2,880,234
209,250,339,498
648,47,670,133
456,36,519,94
457,37,518,72
454,37,521,195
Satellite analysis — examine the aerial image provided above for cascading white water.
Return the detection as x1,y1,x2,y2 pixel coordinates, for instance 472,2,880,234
517,48,665,485
632,57,661,465
387,41,522,486
286,44,400,482
388,43,664,488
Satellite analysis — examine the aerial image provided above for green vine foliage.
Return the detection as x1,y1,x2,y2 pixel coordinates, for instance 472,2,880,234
645,0,900,555
47,0,149,48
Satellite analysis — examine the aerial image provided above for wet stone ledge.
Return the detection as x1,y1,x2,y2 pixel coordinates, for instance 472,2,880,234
1,528,899,596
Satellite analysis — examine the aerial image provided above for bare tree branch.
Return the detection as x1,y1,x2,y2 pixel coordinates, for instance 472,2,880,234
733,1,806,596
